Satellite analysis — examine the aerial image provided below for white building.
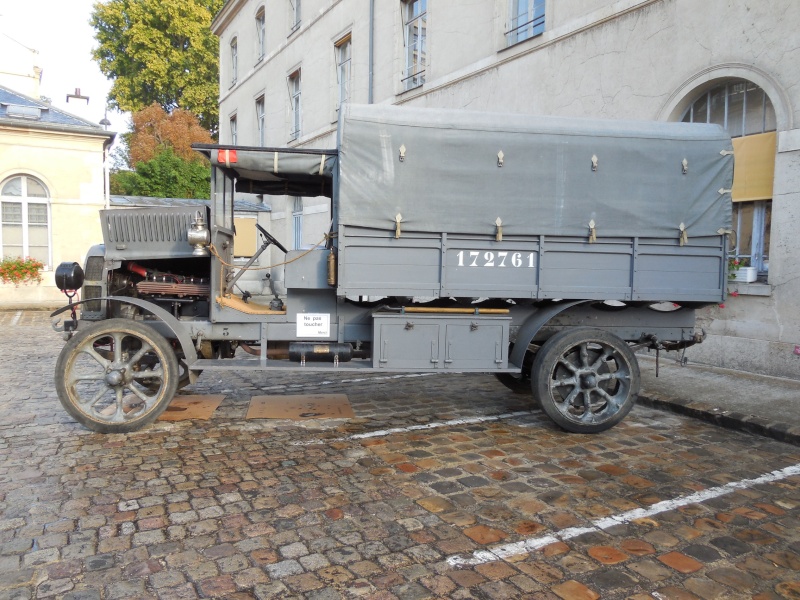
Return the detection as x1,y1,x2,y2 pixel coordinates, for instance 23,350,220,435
211,0,800,379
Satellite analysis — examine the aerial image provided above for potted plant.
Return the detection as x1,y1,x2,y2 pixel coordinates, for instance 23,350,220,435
728,257,757,283
0,256,45,286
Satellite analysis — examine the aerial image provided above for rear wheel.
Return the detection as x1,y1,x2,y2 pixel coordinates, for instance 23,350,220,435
532,328,639,433
55,319,179,433
495,342,539,396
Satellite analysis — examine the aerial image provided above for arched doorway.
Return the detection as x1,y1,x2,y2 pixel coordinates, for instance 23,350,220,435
680,80,776,275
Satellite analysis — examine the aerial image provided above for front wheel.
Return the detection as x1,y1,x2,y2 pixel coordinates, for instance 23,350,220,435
532,328,639,433
55,319,179,433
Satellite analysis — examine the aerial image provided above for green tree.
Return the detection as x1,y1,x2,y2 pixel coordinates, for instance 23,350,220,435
91,0,224,133
111,147,210,199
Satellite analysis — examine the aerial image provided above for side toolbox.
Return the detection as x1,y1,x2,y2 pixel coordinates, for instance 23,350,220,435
373,312,510,370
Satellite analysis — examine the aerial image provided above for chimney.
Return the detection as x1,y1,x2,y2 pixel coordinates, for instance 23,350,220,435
66,88,90,105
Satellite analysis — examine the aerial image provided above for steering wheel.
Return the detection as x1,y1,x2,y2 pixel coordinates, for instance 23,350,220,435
256,223,289,254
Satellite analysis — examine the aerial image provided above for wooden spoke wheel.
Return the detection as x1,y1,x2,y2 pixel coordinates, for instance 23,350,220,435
55,319,179,433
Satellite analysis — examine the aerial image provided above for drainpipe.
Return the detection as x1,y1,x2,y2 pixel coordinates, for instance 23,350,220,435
101,134,115,210
368,0,374,104
104,147,110,210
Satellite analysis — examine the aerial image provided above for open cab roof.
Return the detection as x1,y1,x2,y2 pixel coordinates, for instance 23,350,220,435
193,144,338,198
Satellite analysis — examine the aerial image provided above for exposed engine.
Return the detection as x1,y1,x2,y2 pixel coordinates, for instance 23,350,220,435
79,244,212,321
115,260,211,318
129,262,210,299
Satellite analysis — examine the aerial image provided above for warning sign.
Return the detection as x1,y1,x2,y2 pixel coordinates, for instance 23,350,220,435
296,313,330,338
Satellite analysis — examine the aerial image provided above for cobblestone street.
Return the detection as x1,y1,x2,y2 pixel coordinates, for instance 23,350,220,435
1,312,799,599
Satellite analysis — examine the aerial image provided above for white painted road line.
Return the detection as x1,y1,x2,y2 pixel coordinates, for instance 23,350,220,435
447,462,800,567
290,411,534,446
10,311,22,326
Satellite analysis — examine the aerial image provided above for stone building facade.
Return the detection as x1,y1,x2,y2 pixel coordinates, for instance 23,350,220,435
0,85,114,308
211,0,800,379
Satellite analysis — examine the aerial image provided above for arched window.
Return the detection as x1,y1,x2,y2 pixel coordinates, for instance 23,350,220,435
681,80,776,274
256,7,266,61
1,175,51,268
230,37,238,86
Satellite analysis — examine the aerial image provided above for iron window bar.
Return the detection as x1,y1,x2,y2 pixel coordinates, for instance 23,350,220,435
401,67,426,88
505,14,545,42
289,0,301,32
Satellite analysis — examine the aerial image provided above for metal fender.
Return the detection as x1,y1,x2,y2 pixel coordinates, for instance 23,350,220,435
509,300,591,371
50,296,198,367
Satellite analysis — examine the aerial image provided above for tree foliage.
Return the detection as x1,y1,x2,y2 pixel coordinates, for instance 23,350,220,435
111,147,210,199
110,104,212,199
91,0,224,132
129,103,213,167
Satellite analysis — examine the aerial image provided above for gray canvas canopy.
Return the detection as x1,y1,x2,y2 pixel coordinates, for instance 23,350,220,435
194,144,337,198
336,104,733,240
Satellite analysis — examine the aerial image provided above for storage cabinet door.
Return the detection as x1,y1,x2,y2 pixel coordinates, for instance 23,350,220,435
444,324,506,369
377,323,440,369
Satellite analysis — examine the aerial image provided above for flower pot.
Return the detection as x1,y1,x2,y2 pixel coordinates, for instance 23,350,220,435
732,266,757,283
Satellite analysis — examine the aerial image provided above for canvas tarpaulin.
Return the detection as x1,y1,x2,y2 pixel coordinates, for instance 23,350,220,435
336,104,733,240
194,145,337,198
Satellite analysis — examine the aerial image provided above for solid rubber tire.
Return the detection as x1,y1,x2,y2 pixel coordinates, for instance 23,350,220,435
531,328,639,433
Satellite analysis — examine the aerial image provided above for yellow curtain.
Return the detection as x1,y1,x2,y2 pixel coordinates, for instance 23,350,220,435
731,131,776,202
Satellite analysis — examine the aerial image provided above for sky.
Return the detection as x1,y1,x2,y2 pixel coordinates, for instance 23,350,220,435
0,0,130,140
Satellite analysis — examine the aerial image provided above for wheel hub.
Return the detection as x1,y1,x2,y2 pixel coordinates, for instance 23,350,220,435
105,369,125,386
580,373,598,389
105,363,133,387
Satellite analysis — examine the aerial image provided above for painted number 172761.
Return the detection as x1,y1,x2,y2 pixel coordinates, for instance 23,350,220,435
456,250,535,268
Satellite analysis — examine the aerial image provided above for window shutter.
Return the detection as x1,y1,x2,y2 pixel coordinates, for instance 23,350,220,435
233,217,258,257
731,131,776,202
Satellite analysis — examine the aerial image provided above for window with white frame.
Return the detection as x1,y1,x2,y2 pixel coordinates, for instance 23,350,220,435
256,7,266,61
402,0,427,91
681,80,777,275
288,70,301,141
507,0,545,46
230,114,237,145
292,197,303,249
1,175,51,268
290,0,301,32
335,35,352,111
255,96,265,146
230,37,238,86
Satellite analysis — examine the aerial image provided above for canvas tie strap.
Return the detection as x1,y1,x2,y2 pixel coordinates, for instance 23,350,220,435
395,213,403,239
679,223,688,246
495,217,503,242
588,219,597,244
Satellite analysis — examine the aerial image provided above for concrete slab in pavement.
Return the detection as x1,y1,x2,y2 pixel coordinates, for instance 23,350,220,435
638,353,800,445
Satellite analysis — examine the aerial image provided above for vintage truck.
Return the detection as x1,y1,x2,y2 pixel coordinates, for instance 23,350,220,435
52,104,733,434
